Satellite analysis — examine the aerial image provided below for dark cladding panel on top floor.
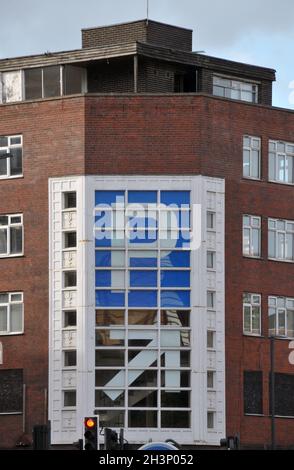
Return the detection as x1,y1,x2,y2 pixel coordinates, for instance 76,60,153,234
0,369,23,414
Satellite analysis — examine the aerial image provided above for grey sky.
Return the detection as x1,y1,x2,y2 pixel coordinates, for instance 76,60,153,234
0,0,293,108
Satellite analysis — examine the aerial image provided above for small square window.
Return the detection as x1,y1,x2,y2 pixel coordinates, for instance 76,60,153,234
64,232,77,249
207,291,216,309
207,371,215,389
207,411,215,429
64,271,77,288
64,350,77,367
207,212,216,230
207,331,215,349
64,390,76,407
63,192,76,209
63,311,77,328
207,251,216,270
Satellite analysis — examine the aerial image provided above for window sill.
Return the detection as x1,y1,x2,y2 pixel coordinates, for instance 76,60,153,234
0,175,24,181
243,255,263,261
269,335,294,341
0,412,22,416
244,414,264,417
268,179,294,188
243,333,264,338
0,332,24,337
0,254,24,259
268,258,294,264
242,177,262,182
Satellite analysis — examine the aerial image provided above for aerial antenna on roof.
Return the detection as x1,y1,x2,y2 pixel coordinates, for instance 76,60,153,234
146,0,149,25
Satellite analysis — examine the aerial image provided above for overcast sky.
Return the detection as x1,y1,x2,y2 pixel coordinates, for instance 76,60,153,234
0,0,293,108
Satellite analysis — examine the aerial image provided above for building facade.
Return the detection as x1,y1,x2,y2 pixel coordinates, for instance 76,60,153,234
0,19,293,449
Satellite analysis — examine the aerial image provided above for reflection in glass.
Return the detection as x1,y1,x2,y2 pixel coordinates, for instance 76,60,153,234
161,370,190,388
161,390,190,408
128,369,157,388
161,310,190,327
160,330,190,347
128,310,157,325
95,369,125,387
128,390,157,407
128,410,157,428
95,350,125,367
161,411,190,428
96,410,124,428
128,350,157,367
96,310,125,326
161,350,190,368
95,390,124,407
128,330,157,347
95,329,125,347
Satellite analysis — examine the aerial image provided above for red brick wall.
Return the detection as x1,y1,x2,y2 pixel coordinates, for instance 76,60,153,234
0,97,85,448
85,95,294,448
82,20,192,52
0,94,294,448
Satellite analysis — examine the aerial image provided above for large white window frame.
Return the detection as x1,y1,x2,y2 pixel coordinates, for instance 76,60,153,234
269,296,294,338
94,189,192,430
243,215,261,258
243,136,261,180
268,218,294,262
213,75,258,103
48,175,226,446
0,292,24,335
0,214,23,258
243,293,261,336
0,135,23,179
269,140,294,185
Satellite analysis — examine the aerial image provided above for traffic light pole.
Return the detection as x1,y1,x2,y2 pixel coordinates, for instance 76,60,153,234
270,336,276,450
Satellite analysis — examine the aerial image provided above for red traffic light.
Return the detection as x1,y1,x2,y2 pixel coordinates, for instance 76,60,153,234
85,417,96,429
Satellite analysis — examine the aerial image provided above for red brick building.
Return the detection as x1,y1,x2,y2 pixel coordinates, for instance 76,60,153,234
0,20,293,449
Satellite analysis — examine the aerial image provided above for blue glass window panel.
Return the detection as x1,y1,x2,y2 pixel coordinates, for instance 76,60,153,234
130,271,157,288
179,211,190,229
161,271,190,288
129,252,157,267
128,291,157,308
95,271,111,287
160,191,190,207
161,291,190,308
159,231,191,248
95,231,124,247
127,215,157,230
175,231,191,248
160,251,190,268
95,232,111,247
161,210,190,230
95,251,111,267
95,211,113,229
96,291,125,307
128,191,157,204
128,229,157,245
95,191,125,206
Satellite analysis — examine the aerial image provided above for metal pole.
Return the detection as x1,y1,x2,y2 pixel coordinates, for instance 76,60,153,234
270,336,276,450
22,384,26,433
147,0,149,23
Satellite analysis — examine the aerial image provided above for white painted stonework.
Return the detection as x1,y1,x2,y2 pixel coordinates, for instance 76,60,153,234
49,175,225,446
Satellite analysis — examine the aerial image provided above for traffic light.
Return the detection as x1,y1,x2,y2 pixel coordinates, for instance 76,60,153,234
84,417,98,450
104,427,119,450
220,435,240,450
